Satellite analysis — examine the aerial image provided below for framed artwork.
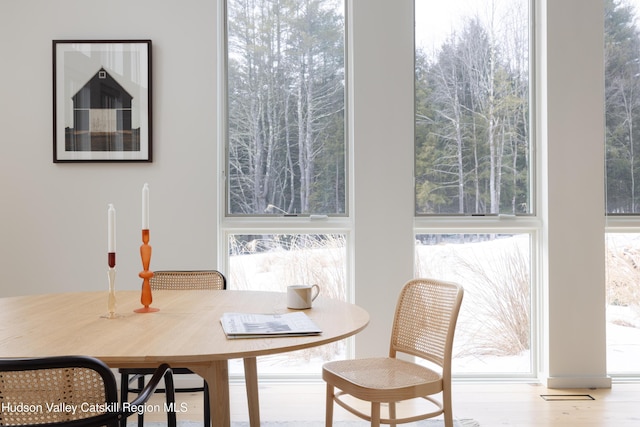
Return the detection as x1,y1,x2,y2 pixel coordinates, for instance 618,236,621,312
53,40,152,162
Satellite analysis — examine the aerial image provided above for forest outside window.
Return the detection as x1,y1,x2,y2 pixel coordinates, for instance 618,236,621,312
414,0,536,378
223,0,348,377
606,0,640,214
414,0,532,216
604,0,640,376
226,0,346,217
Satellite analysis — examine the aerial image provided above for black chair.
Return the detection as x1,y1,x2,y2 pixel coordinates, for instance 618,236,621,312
0,355,176,427
119,270,227,427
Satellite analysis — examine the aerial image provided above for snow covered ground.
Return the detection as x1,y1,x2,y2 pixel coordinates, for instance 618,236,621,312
227,234,640,378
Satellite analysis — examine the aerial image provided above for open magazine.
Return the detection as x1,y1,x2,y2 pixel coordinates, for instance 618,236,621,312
220,312,322,339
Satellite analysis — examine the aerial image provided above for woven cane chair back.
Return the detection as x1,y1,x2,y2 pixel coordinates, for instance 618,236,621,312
0,359,115,426
150,270,226,291
390,278,463,367
0,356,176,427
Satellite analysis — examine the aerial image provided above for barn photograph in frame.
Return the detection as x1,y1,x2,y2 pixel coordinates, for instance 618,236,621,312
53,40,152,162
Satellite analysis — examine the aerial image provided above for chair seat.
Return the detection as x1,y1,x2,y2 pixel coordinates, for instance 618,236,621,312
323,357,443,402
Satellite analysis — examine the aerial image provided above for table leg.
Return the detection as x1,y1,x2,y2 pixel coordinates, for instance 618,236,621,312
190,361,230,427
243,357,260,427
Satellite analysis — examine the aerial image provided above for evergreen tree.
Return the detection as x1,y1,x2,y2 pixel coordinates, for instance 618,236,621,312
605,0,640,213
415,5,529,215
227,0,345,215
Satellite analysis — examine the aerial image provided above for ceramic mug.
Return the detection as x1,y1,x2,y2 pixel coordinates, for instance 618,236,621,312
287,284,320,309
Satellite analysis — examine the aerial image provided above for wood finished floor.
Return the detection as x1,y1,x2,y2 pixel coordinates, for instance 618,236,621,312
140,380,640,426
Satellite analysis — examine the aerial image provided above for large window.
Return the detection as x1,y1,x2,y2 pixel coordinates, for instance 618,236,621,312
414,0,535,377
415,233,533,375
414,0,531,216
606,0,640,213
605,233,640,375
605,0,640,376
224,0,348,378
226,233,348,376
226,0,346,216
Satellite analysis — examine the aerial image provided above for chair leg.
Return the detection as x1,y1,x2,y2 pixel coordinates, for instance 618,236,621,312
137,376,145,427
203,380,211,427
119,373,129,427
444,410,454,427
443,385,454,427
325,384,334,427
371,402,381,427
389,402,397,427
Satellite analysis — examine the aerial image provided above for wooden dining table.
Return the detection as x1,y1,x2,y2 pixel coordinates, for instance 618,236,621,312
0,289,369,427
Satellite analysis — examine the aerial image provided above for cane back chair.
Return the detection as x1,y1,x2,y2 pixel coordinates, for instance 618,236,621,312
119,270,226,427
323,278,464,427
0,355,175,427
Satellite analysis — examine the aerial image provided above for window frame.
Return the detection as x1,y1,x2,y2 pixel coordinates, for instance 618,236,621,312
413,0,536,218
218,0,355,378
222,0,350,219
413,217,541,379
413,0,540,379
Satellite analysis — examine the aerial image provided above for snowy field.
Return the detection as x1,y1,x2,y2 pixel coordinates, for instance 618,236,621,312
227,234,640,378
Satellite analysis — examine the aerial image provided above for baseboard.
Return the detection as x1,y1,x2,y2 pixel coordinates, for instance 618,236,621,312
546,375,612,389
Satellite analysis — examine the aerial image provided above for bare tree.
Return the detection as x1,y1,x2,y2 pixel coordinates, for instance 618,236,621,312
414,1,529,215
227,0,345,215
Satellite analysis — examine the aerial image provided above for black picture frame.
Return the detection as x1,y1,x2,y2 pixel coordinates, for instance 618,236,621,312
53,40,152,162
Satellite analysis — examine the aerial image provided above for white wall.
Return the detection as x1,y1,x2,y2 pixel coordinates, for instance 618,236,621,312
0,0,611,387
0,0,220,296
349,0,415,358
541,0,610,388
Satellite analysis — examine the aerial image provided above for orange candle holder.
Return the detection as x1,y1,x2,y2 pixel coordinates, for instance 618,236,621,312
135,229,159,313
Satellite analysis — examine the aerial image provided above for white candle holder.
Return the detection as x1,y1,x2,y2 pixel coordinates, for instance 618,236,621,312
102,253,121,319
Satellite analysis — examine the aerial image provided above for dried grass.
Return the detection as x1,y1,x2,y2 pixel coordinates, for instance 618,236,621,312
228,233,640,371
453,242,530,357
229,234,347,365
416,235,530,358
606,242,640,308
